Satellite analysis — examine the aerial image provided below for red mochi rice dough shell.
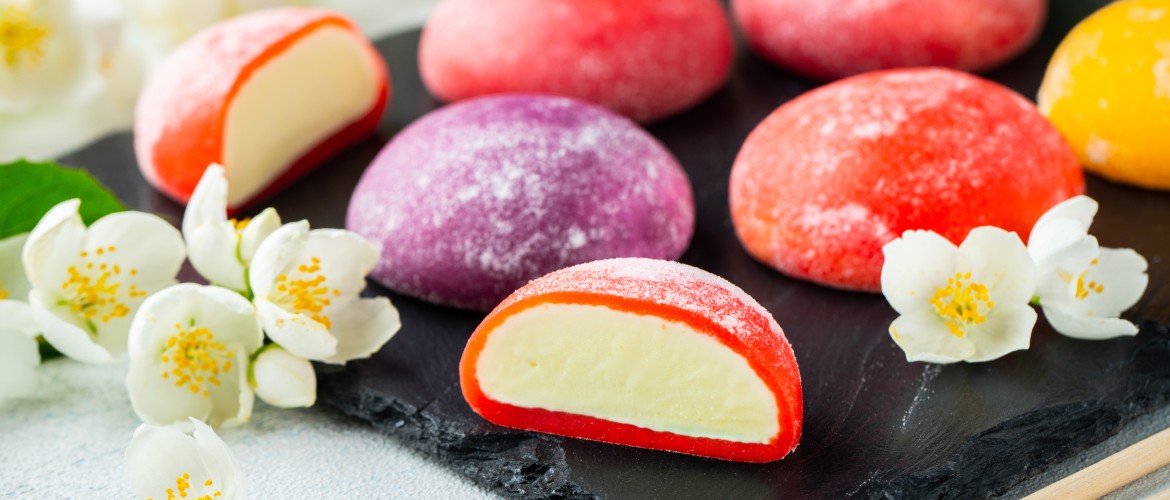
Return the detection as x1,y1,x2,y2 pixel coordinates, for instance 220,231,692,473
733,0,1046,80
729,68,1084,292
419,0,733,123
135,7,389,210
460,258,803,463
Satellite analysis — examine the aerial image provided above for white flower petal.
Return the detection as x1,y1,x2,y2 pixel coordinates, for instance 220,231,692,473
1042,305,1139,340
30,289,111,363
0,301,40,400
889,310,974,364
255,298,337,360
206,343,254,428
190,224,246,290
1081,248,1149,318
956,226,1037,305
323,297,401,365
1034,237,1100,304
300,229,381,299
127,284,261,427
125,419,240,500
0,299,38,337
1028,218,1097,277
0,0,104,113
253,346,316,408
126,355,214,425
191,419,244,498
84,211,185,286
129,284,264,355
881,230,958,316
239,207,281,263
248,221,310,298
22,199,85,291
183,164,229,236
184,164,248,290
0,233,32,302
125,423,210,500
965,305,1037,362
1031,195,1097,236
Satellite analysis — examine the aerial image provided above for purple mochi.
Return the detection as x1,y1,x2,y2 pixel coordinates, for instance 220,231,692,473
346,94,696,311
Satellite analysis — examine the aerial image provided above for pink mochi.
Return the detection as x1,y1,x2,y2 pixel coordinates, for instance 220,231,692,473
346,94,696,311
732,0,1047,80
418,0,734,123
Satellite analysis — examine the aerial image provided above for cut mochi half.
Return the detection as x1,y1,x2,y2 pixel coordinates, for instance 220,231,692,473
460,258,803,463
134,7,389,210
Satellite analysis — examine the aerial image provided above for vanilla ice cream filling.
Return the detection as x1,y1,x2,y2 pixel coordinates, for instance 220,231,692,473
222,26,380,207
477,303,781,444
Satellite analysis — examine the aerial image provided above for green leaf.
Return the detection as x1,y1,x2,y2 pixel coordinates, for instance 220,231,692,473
0,159,126,239
37,336,63,361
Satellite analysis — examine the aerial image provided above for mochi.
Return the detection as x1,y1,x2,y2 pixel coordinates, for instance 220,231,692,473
729,68,1084,292
460,258,803,463
418,0,733,123
346,95,695,311
732,0,1046,80
135,8,389,210
1038,0,1170,190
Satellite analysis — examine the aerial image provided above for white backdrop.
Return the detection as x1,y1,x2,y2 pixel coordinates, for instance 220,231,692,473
0,0,439,162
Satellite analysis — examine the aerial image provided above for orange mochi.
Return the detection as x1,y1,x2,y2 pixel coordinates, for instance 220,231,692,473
729,68,1084,292
1038,0,1170,190
460,258,803,463
134,8,389,210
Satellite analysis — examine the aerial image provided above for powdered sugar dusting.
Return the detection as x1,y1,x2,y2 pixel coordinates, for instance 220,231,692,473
521,258,781,341
419,0,733,122
730,68,1083,291
347,95,695,311
734,0,1045,79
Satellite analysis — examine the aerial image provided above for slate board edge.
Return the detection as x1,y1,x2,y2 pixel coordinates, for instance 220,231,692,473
317,320,1170,500
316,367,597,500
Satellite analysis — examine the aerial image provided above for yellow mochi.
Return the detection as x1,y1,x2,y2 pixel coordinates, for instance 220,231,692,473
1038,0,1170,189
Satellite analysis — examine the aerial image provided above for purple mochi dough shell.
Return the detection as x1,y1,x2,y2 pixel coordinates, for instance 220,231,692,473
346,94,696,311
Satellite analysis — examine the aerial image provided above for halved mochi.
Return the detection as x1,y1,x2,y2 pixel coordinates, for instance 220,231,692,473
134,7,389,210
460,258,803,463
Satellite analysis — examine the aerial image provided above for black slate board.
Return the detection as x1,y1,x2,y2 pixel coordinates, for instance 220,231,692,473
62,0,1170,497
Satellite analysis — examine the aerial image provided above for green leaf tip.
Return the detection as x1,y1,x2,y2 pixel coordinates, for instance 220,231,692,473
0,159,127,240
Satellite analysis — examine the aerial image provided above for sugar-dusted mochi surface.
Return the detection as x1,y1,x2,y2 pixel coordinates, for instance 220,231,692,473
1038,0,1170,190
460,258,803,463
729,68,1084,292
346,95,695,311
732,0,1046,80
418,0,733,123
135,7,389,210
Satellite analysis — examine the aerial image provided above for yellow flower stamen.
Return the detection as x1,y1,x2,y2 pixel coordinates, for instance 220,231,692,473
929,272,995,338
151,472,223,500
161,324,233,399
0,279,8,300
59,249,144,328
229,217,250,233
0,4,50,69
273,256,339,329
1075,259,1106,300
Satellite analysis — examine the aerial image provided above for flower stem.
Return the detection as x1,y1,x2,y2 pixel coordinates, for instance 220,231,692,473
247,343,279,388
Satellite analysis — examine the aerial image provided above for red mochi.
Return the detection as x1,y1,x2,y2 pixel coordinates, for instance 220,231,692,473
460,258,803,463
419,0,734,123
135,8,389,210
729,68,1084,292
733,0,1047,80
